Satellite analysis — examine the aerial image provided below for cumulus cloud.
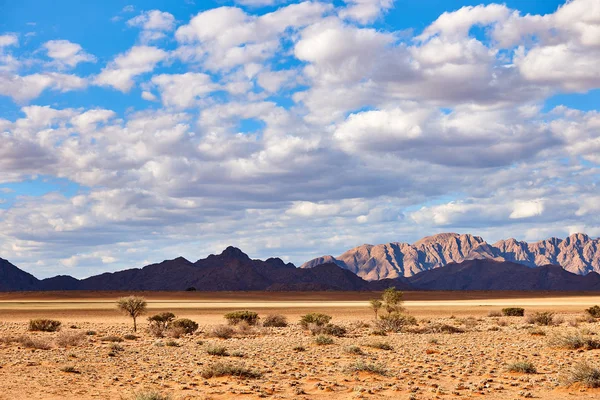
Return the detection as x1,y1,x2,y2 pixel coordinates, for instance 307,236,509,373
43,40,96,69
127,10,176,43
94,45,167,91
150,72,219,108
339,0,395,24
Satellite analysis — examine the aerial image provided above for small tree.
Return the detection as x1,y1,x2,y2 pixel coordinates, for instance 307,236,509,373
382,287,404,313
370,299,383,320
117,296,147,332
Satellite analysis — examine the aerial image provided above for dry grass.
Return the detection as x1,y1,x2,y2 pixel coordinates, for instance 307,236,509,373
56,331,85,347
345,361,387,375
201,362,261,379
507,361,537,374
561,362,600,388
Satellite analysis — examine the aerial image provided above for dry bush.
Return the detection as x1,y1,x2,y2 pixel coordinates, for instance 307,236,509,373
507,361,537,374
110,343,124,352
262,314,288,327
166,326,187,339
344,345,365,355
568,319,580,328
293,345,306,352
376,312,417,333
310,323,346,337
101,335,124,342
124,334,138,340
224,311,259,326
29,319,61,332
487,310,502,317
16,335,52,350
549,332,600,350
410,323,463,334
344,361,387,375
526,312,559,326
207,345,229,356
502,308,525,317
133,391,171,400
60,366,80,374
165,340,180,347
300,313,332,328
170,318,198,335
496,319,509,327
585,306,600,318
366,342,393,351
210,325,235,339
235,321,255,336
460,317,478,329
561,362,600,388
56,331,85,347
201,362,261,379
147,312,176,338
530,328,546,336
314,335,334,345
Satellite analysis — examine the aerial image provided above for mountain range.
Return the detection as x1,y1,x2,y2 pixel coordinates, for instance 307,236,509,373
1,232,600,292
301,233,600,280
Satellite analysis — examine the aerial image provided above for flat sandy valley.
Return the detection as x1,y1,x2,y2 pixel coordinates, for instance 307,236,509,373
2,291,600,399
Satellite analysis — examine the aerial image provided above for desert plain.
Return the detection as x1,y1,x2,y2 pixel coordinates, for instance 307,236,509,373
2,291,600,399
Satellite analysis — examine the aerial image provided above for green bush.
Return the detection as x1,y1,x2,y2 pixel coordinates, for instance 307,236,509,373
224,311,259,326
526,312,556,326
171,318,198,334
344,361,387,375
310,323,347,337
314,335,334,345
300,313,332,328
207,345,229,356
586,306,600,318
502,308,525,317
29,319,61,332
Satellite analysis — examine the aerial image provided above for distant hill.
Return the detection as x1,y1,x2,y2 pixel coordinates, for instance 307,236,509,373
407,259,600,291
0,247,408,292
301,233,600,280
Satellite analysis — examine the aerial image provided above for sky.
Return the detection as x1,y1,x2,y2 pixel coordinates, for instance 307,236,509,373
0,0,599,278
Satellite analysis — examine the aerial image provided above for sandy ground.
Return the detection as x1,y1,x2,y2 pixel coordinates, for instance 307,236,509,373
1,291,600,399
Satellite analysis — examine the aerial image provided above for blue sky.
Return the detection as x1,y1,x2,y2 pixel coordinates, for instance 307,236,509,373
0,0,599,278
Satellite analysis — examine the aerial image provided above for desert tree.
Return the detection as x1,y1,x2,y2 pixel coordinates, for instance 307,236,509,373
117,296,147,332
369,299,383,320
382,287,404,313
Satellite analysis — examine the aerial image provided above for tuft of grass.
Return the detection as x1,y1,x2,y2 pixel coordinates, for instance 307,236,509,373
526,312,556,326
345,361,387,375
370,329,387,336
314,335,334,345
231,351,245,358
165,340,180,347
300,313,332,328
530,328,546,336
487,310,502,317
550,333,600,350
201,362,261,379
507,361,537,374
366,342,393,351
110,343,124,352
16,335,52,350
344,345,365,355
561,362,600,388
133,391,171,400
101,335,123,342
28,319,61,332
293,345,306,352
60,366,80,374
207,345,229,356
124,334,138,340
85,330,96,336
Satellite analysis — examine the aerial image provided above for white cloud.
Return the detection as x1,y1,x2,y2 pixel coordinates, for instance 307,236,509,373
0,72,87,103
44,40,96,69
127,10,175,43
0,34,18,48
95,45,167,92
510,199,545,219
150,72,219,108
339,0,394,24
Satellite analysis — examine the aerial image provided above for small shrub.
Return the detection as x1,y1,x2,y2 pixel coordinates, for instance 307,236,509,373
550,333,600,350
370,329,387,336
85,330,96,336
345,345,365,355
231,351,245,358
561,362,600,388
345,361,387,375
170,318,198,335
101,336,123,343
133,391,171,400
16,335,52,350
166,326,187,339
124,334,138,340
293,345,306,352
201,362,261,379
207,345,229,356
300,313,332,328
110,343,124,352
56,332,85,347
530,328,546,336
487,310,502,317
377,312,417,333
496,319,508,327
502,308,524,317
147,312,176,338
235,321,255,336
310,323,346,337
411,323,463,334
210,325,235,339
314,335,334,345
60,366,80,374
507,361,537,374
29,319,61,332
585,306,600,318
165,340,180,347
224,311,259,326
262,314,288,327
526,312,555,326
366,342,393,351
